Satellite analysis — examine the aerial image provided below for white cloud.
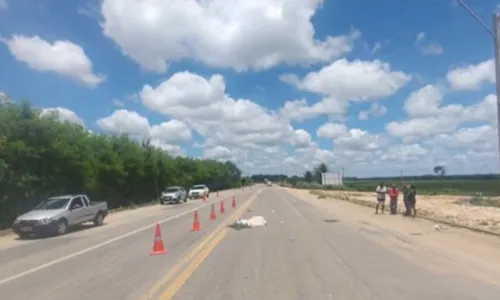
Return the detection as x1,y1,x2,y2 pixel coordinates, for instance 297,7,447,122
289,129,313,149
150,119,192,144
446,59,494,91
139,71,293,151
333,128,389,152
96,109,191,156
402,84,444,118
100,0,360,72
4,35,105,88
379,144,428,163
204,145,233,161
386,81,496,140
358,102,387,120
97,109,150,137
40,107,85,127
425,125,496,152
387,95,496,139
280,58,411,121
316,123,348,139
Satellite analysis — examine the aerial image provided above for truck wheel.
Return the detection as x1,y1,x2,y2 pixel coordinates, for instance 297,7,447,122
93,212,105,226
55,219,68,236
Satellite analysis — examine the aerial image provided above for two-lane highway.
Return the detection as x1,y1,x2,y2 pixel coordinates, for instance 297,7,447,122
0,187,254,300
2,186,500,300
166,187,500,300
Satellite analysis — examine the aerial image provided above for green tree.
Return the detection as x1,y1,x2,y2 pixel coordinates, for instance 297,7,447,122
303,170,313,182
433,165,447,188
313,163,328,184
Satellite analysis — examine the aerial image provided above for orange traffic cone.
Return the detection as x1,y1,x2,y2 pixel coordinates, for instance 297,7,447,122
150,223,166,255
210,204,216,220
220,200,225,214
191,211,201,231
232,196,236,208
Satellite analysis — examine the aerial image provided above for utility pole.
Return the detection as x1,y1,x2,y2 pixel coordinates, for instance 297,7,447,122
341,167,345,185
492,13,500,170
455,0,500,169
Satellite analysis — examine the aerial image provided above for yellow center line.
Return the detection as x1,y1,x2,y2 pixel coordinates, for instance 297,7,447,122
158,227,230,300
158,195,257,300
140,191,260,300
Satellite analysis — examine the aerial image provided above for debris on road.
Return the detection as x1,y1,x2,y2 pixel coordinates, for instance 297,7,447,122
238,216,267,227
228,216,267,230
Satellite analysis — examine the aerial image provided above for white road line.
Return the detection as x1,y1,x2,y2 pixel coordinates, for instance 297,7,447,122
0,194,238,286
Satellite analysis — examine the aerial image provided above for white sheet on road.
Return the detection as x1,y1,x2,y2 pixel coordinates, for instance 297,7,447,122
236,216,267,227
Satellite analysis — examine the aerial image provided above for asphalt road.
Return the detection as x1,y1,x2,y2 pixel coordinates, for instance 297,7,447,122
0,185,499,300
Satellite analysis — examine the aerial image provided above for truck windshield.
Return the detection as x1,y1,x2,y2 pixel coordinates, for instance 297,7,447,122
34,197,71,210
164,188,179,193
192,185,205,189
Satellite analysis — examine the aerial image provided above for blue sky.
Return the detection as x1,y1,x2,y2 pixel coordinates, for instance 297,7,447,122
0,0,498,177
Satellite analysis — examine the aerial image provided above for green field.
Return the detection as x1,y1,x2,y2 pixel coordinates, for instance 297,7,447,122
292,179,500,196
343,179,499,196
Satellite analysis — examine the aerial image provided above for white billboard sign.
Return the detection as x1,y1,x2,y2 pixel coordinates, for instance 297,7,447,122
321,172,343,186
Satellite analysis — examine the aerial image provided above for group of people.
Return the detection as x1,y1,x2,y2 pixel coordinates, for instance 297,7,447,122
375,182,417,217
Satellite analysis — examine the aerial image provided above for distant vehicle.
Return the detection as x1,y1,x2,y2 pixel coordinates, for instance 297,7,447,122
160,186,187,205
12,194,108,239
188,184,210,199
267,181,272,187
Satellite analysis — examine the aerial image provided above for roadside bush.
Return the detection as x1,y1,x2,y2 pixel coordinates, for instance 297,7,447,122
0,101,243,229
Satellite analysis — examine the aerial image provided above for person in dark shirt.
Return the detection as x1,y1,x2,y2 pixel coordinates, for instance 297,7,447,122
402,183,410,216
407,184,417,218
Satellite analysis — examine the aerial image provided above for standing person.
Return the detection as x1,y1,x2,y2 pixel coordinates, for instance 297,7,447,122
375,182,387,214
402,183,410,216
388,184,399,215
407,184,417,217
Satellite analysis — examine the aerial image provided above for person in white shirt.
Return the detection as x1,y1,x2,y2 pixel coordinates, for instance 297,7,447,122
375,182,387,214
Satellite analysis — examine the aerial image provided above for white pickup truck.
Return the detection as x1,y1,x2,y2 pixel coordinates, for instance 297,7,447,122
12,194,108,238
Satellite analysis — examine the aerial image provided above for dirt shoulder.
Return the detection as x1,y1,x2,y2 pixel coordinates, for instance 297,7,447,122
284,187,500,286
307,189,500,235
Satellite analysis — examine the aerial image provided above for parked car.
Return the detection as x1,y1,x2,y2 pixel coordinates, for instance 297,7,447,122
160,186,187,204
12,194,108,238
188,184,210,199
